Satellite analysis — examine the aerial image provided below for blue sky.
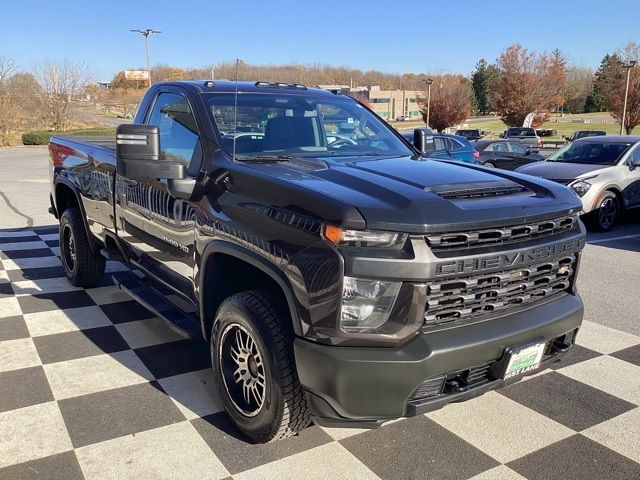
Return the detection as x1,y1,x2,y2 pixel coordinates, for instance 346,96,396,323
1,0,638,81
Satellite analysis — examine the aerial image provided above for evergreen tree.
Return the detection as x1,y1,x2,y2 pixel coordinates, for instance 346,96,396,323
471,59,492,115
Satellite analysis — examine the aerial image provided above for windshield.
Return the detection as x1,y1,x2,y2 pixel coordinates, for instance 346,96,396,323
205,92,412,159
547,141,631,165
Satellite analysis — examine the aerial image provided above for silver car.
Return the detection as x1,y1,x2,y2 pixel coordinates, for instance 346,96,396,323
516,135,640,231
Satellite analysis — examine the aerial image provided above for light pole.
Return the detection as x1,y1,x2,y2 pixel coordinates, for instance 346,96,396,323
422,78,433,128
131,28,161,86
618,61,637,134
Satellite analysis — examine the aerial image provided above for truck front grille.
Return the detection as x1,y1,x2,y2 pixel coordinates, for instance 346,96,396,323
425,215,577,252
424,255,575,328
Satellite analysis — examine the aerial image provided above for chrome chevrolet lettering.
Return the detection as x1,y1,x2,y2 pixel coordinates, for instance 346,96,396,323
435,238,583,276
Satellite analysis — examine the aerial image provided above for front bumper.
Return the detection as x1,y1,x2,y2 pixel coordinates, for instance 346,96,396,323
294,292,583,427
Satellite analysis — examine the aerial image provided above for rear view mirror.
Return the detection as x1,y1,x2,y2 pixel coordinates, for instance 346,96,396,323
116,124,184,181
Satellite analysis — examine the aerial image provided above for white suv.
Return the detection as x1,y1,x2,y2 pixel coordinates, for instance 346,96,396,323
516,135,640,231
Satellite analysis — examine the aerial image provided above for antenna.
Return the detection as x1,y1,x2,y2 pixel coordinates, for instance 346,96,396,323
232,58,241,162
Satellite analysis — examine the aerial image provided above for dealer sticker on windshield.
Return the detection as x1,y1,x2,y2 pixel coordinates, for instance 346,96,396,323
503,342,546,380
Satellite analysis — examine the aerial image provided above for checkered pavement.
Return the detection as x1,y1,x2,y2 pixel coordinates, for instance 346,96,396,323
1,226,639,480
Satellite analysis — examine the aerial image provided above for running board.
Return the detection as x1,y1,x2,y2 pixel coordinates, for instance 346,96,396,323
112,271,200,339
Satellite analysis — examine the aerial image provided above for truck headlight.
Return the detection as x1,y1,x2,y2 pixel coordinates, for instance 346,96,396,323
340,276,401,332
569,179,592,198
322,225,407,249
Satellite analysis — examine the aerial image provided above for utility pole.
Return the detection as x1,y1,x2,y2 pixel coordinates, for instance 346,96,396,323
131,28,161,87
619,61,637,135
422,78,433,128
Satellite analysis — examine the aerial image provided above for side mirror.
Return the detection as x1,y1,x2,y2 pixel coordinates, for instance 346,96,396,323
413,128,427,153
116,124,184,181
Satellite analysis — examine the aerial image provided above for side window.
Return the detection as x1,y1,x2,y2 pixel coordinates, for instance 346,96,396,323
148,92,200,167
433,137,448,151
493,142,508,153
632,147,640,163
510,142,527,154
449,139,462,151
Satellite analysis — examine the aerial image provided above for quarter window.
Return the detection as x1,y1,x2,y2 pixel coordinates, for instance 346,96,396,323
148,92,200,168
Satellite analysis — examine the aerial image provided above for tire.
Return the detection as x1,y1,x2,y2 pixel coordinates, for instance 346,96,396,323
587,191,620,232
483,162,496,168
211,290,310,443
59,208,106,287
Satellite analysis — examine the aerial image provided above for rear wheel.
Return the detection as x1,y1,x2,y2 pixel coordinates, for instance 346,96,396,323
483,162,496,168
588,191,620,231
59,208,106,287
211,290,310,443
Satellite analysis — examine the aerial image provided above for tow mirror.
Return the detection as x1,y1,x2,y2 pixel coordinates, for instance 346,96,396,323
413,128,427,153
116,124,184,181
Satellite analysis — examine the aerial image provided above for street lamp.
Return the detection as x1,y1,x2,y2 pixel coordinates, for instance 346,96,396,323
421,78,433,128
618,60,637,135
130,28,161,86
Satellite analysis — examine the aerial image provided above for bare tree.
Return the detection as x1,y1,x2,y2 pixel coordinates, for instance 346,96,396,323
0,56,17,82
494,44,567,127
34,61,93,131
564,66,594,113
418,75,473,132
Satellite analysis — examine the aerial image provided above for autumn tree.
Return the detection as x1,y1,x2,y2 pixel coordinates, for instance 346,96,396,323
493,44,567,127
0,57,44,146
34,61,93,131
597,42,640,134
419,75,473,132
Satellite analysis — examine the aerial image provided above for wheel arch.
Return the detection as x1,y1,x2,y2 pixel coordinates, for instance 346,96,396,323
199,241,302,341
53,179,99,254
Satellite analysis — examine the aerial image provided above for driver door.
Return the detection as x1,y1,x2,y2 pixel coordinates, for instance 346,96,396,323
115,88,202,299
623,147,640,209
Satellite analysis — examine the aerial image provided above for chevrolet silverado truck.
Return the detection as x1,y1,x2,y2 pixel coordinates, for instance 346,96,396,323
49,80,586,443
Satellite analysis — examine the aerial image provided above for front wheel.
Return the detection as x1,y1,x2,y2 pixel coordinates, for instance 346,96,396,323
588,191,620,231
211,290,310,443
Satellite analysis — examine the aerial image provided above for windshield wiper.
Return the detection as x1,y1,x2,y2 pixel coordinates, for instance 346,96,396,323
235,155,295,163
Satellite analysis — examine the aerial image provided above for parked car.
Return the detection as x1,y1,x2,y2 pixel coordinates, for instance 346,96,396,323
517,135,640,230
536,128,557,137
566,130,606,142
402,130,480,163
48,80,585,443
502,127,543,150
455,129,482,141
473,139,545,170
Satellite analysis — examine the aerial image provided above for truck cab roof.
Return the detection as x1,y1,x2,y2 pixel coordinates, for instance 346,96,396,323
156,80,337,97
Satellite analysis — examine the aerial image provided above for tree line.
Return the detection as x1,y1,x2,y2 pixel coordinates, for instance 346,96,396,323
1,41,640,145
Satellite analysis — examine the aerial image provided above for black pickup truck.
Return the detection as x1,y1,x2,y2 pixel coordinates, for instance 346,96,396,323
49,80,586,443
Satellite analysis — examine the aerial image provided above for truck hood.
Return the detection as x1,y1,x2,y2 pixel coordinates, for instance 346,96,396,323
243,155,583,233
516,161,612,184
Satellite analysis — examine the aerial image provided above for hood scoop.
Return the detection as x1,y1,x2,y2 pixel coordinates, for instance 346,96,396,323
427,180,528,200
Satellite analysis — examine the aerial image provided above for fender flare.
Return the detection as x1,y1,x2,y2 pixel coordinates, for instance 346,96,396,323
198,240,303,338
53,177,99,254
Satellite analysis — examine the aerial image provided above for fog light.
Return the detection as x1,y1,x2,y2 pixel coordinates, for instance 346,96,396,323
340,277,401,332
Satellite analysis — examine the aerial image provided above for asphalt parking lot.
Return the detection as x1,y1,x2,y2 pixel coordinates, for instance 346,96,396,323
1,147,639,479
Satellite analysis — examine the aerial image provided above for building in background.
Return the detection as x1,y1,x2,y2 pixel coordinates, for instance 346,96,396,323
318,85,422,121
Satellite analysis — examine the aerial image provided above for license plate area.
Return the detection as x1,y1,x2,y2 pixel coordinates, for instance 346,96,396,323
491,339,547,380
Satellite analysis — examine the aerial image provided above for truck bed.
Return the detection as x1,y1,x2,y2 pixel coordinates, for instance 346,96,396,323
57,136,116,151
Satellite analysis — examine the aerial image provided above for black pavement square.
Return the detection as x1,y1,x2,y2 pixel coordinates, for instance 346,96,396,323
0,235,40,244
100,300,155,324
33,326,130,364
0,248,55,260
58,381,186,448
44,240,60,248
33,226,59,235
611,344,640,368
17,290,96,314
340,416,499,480
0,281,14,298
0,315,28,341
0,451,84,480
0,366,54,413
508,434,640,480
498,371,636,431
191,412,333,474
134,338,211,379
7,266,65,282
549,344,602,370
